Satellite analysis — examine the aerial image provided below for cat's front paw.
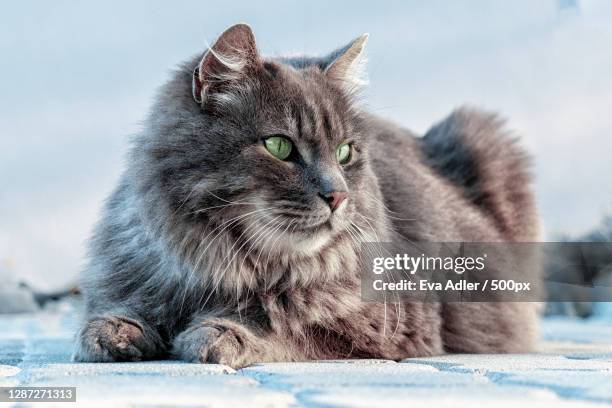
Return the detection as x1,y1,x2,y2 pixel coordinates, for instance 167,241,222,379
172,320,260,369
73,316,161,362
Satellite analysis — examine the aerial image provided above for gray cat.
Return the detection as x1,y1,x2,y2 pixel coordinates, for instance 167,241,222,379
73,24,540,368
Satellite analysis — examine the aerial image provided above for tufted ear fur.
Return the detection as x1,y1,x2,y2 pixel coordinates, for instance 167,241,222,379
323,34,369,93
192,23,260,105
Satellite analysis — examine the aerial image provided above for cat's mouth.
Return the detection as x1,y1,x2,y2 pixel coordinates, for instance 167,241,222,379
273,207,334,232
291,203,353,234
290,206,348,233
293,218,332,233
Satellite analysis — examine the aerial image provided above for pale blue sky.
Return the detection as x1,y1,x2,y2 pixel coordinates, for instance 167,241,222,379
1,0,611,288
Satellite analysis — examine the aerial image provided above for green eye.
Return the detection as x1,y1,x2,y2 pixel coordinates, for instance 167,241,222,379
264,136,293,161
336,142,352,165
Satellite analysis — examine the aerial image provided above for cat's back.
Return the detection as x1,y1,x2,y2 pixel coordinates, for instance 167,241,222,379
365,108,539,243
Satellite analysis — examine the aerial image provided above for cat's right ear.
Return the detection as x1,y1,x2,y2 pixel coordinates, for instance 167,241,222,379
192,23,260,105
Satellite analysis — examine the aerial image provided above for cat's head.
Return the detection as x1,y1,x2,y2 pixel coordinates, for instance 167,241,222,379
146,24,380,257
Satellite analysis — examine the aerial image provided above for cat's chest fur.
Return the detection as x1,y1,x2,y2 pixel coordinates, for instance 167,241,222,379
197,230,365,328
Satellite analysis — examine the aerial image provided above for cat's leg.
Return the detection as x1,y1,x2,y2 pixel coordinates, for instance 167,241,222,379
73,314,165,362
441,302,539,353
171,316,285,368
332,302,444,360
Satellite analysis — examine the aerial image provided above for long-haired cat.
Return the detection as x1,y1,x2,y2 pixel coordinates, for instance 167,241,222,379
73,24,540,368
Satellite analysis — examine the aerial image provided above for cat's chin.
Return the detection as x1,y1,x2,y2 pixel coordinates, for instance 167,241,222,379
279,218,353,256
277,225,335,256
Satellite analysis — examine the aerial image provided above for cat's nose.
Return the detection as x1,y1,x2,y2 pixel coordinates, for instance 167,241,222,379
319,191,348,212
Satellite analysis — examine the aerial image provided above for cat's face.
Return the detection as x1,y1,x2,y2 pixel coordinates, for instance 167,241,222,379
152,24,373,255
206,66,368,254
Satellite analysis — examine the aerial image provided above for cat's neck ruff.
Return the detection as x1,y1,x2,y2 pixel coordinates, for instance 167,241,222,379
187,224,363,299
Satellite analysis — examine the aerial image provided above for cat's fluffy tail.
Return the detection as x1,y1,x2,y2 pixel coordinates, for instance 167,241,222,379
421,107,539,241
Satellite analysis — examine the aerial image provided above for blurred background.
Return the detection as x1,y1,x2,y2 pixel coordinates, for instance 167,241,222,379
1,0,611,299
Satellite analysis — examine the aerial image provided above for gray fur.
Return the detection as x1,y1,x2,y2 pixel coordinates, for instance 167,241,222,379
73,24,540,367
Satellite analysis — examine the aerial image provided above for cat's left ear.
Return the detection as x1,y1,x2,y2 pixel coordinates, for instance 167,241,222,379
193,23,260,105
323,34,369,93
